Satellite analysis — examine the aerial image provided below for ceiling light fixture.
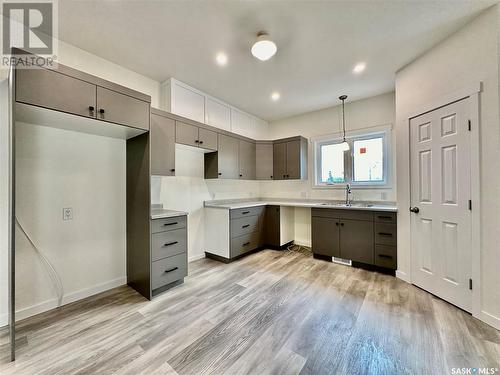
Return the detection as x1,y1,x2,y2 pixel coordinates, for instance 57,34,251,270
353,62,366,74
251,32,277,61
271,92,281,101
216,52,228,66
338,95,350,151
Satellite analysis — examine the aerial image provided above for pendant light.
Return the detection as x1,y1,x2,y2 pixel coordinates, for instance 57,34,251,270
338,95,350,151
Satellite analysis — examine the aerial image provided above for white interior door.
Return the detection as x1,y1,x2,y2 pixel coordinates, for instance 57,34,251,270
410,98,472,312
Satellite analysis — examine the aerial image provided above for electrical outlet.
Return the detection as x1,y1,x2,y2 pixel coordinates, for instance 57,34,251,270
63,207,73,221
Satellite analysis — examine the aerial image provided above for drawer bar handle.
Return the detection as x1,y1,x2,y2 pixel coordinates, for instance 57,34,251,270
378,254,393,259
242,224,250,228
242,211,250,214
164,267,178,273
164,222,178,226
164,241,178,247
378,232,393,237
242,242,251,246
377,216,392,220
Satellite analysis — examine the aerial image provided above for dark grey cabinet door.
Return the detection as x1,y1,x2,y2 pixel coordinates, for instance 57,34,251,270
238,140,256,180
218,134,239,179
339,219,374,264
265,206,280,247
273,142,287,180
256,143,274,180
312,216,340,257
175,121,199,147
286,140,301,179
199,128,218,151
151,114,175,176
96,86,150,130
16,67,97,118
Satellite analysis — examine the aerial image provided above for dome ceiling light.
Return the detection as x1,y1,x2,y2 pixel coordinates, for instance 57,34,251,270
251,32,277,61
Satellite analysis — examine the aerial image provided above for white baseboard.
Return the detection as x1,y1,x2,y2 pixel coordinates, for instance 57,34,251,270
189,253,205,263
480,310,500,331
396,270,410,283
15,276,126,321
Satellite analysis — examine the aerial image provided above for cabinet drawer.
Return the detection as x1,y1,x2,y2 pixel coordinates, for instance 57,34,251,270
151,216,187,233
97,86,150,130
374,211,397,224
152,253,188,290
230,206,265,219
230,232,261,258
374,245,397,269
152,228,187,261
231,215,260,238
311,208,341,219
375,223,397,246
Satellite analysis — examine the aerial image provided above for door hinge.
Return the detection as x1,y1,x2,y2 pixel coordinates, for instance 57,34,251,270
468,119,471,131
469,278,473,290
468,200,472,210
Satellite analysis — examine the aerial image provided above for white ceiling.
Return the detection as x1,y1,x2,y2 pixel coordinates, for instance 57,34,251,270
58,0,497,121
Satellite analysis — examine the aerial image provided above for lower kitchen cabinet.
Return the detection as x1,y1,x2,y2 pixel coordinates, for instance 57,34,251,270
311,208,396,270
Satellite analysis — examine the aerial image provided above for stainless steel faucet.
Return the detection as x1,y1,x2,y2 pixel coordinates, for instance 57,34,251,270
345,183,352,206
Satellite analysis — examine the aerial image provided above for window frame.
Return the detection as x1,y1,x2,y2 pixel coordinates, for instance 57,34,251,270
313,125,391,189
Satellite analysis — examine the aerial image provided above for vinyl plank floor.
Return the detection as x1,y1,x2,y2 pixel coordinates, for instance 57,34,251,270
1,249,499,375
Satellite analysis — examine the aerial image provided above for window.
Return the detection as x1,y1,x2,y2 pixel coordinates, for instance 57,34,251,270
314,128,390,187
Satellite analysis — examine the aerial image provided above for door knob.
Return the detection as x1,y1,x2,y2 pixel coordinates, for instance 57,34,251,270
410,206,420,213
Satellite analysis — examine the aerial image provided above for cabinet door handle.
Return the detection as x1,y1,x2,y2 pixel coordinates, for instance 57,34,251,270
164,222,178,226
88,105,95,113
378,215,393,220
163,241,178,247
195,140,199,143
340,222,344,226
378,254,393,259
378,232,393,237
242,211,250,215
170,169,175,172
218,172,222,176
199,140,203,144
164,267,178,273
242,242,251,246
239,174,243,177
242,224,250,228
99,108,105,114
270,175,273,179
335,222,339,226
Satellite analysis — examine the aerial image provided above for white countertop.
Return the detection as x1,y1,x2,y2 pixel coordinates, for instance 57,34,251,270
151,208,188,219
204,198,397,212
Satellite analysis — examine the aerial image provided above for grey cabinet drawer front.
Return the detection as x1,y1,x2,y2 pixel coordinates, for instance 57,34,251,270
151,253,188,290
97,86,150,130
375,223,397,246
152,228,187,261
230,206,265,219
312,208,373,221
231,215,260,238
152,216,187,233
374,212,397,224
231,232,261,258
16,68,97,118
374,245,397,269
311,208,341,219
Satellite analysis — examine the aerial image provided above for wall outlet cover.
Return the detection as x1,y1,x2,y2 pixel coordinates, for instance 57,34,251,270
63,207,73,221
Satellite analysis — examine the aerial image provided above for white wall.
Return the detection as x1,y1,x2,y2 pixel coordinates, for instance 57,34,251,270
395,5,500,329
264,92,396,246
0,81,9,326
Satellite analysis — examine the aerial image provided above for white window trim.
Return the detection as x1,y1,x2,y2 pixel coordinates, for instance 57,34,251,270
312,124,392,189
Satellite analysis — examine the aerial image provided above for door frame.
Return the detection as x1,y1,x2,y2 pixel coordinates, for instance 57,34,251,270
406,82,481,319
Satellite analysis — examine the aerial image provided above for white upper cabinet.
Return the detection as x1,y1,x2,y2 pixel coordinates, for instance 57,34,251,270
205,97,231,131
160,78,268,137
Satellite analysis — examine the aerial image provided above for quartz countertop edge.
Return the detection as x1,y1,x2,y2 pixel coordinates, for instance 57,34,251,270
204,199,397,212
151,209,189,219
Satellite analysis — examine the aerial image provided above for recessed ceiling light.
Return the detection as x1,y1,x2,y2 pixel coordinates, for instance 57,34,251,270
271,92,281,101
251,32,277,61
215,52,228,66
353,62,366,74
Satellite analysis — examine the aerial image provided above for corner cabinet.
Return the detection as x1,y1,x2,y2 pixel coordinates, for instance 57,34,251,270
311,209,397,270
273,137,308,180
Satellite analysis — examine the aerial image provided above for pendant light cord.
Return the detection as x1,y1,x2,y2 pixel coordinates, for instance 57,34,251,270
339,94,348,142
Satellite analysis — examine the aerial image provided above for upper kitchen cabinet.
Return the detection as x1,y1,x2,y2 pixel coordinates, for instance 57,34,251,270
205,97,231,131
151,111,176,176
16,67,97,119
231,108,254,138
16,63,151,131
205,133,239,179
96,87,150,130
238,140,256,180
256,141,274,180
176,120,218,151
163,79,205,123
273,137,308,180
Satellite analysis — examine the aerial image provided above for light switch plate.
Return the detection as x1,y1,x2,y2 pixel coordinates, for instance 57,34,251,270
63,207,73,221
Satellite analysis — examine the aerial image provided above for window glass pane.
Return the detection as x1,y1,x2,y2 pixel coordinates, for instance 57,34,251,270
320,143,345,183
353,137,384,182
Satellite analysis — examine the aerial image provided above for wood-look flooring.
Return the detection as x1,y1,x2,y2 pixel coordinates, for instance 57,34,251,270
1,248,499,375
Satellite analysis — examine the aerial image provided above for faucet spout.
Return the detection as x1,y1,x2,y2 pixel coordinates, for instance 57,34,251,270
345,183,352,206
